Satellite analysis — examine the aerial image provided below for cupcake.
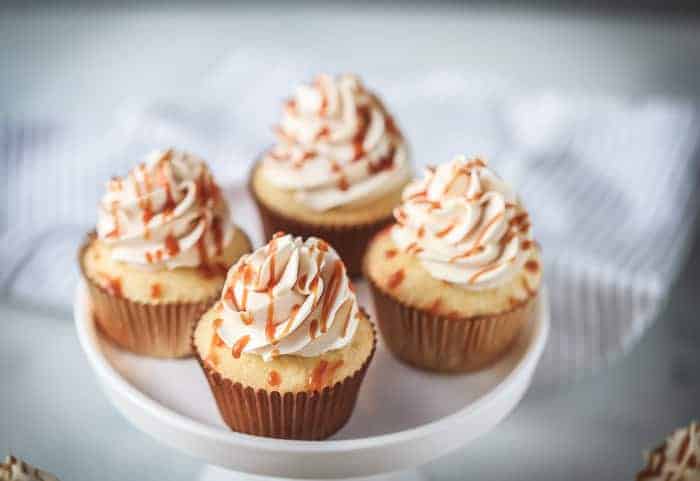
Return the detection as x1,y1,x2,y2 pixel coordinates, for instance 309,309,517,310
193,233,376,440
1,455,60,481
249,73,411,276
637,421,699,481
364,155,542,372
80,148,252,358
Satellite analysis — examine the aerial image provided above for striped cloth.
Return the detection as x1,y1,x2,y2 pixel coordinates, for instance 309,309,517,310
2,74,698,385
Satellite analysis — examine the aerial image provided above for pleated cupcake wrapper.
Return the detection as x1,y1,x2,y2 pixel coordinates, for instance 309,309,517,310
79,235,219,358
367,275,538,372
193,325,377,440
248,162,393,277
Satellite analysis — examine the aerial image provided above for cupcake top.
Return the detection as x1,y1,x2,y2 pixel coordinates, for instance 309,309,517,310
96,148,235,270
214,233,360,361
391,155,535,290
260,73,410,211
638,421,700,481
1,456,60,481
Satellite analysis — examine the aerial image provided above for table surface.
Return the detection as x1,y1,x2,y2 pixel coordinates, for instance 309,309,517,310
2,3,700,480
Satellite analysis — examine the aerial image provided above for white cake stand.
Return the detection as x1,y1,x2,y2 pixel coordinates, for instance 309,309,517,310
74,278,549,480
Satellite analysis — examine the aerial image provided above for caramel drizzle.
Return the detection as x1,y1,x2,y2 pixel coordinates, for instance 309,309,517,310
265,290,277,344
385,248,398,259
468,262,502,284
207,317,224,366
307,360,344,391
99,273,123,298
524,259,539,273
155,150,177,215
267,370,282,387
352,106,371,161
150,283,162,299
320,261,344,334
164,233,180,257
450,212,504,261
106,200,121,238
387,269,405,289
231,335,250,359
435,221,456,238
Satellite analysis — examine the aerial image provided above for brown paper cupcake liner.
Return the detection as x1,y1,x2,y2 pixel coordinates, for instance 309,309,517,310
79,235,219,358
193,324,377,440
366,275,538,372
248,163,394,277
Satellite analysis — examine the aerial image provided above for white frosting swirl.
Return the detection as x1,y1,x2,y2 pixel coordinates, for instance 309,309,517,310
392,155,533,290
96,149,234,270
638,421,700,481
261,73,411,211
215,234,360,361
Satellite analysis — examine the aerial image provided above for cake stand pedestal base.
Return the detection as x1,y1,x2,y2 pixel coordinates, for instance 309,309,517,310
198,465,426,481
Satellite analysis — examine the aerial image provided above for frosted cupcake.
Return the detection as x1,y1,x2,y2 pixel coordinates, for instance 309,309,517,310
250,73,411,276
193,233,376,440
364,155,542,372
80,148,252,358
637,421,699,481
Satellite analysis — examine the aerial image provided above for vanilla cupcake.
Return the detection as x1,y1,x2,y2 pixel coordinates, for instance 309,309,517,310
80,148,252,358
364,155,542,372
638,421,700,481
193,233,376,440
250,73,411,276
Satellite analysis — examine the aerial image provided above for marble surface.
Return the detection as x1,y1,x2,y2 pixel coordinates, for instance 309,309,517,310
1,3,700,480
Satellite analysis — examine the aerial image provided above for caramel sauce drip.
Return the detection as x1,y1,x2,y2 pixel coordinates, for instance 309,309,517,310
417,225,425,238
279,304,300,338
385,248,398,259
387,269,405,289
340,305,353,338
451,212,504,261
212,318,225,347
330,161,342,173
316,126,330,140
156,152,177,215
405,242,423,255
164,233,180,257
320,261,344,334
208,318,225,366
338,176,350,191
307,360,344,391
309,319,319,339
267,370,282,387
106,200,121,238
468,262,502,284
150,283,162,299
352,106,371,161
524,259,539,273
521,239,533,250
145,251,153,264
231,335,250,359
269,241,278,286
435,222,456,238
367,146,396,175
265,291,277,344
102,275,123,298
224,286,237,309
